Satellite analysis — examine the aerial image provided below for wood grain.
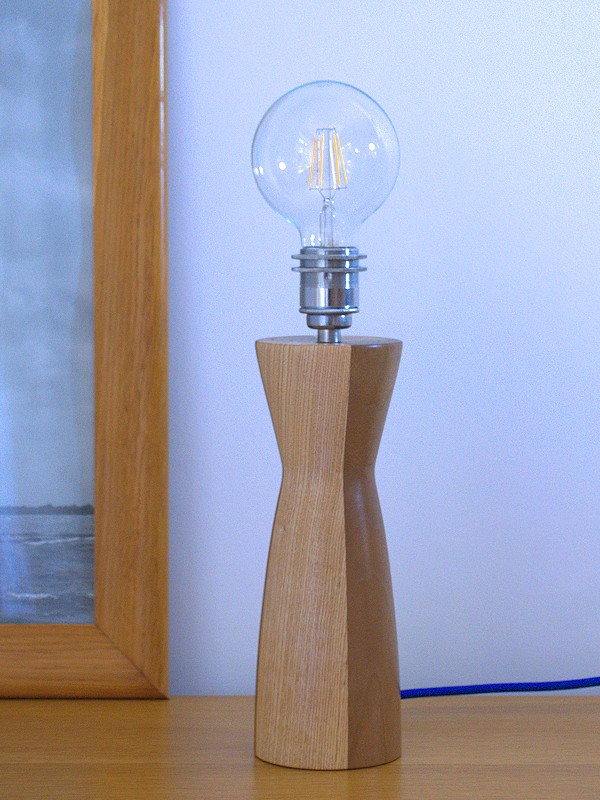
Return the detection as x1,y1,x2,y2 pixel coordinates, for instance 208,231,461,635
1,696,599,799
255,337,402,769
0,0,168,697
255,340,351,769
93,0,168,698
0,626,163,697
345,341,402,767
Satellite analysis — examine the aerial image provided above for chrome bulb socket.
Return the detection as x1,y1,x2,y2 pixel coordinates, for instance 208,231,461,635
292,247,366,343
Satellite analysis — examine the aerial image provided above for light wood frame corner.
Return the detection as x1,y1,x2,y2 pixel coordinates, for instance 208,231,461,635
0,0,169,698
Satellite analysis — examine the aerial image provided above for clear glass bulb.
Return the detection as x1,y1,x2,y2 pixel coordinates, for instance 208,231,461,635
252,81,400,248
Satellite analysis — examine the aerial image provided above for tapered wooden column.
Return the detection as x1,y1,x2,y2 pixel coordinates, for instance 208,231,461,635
255,336,402,770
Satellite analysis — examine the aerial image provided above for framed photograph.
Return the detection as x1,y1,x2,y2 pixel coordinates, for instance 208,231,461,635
0,0,168,696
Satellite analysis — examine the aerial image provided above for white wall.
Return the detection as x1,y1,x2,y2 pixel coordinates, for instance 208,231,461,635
167,0,599,694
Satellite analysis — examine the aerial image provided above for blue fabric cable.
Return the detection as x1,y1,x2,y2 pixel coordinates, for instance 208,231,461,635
401,676,600,699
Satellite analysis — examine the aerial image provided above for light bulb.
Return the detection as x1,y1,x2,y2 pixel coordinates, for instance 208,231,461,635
252,80,400,342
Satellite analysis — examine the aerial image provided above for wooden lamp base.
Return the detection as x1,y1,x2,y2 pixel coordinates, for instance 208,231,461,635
255,336,402,770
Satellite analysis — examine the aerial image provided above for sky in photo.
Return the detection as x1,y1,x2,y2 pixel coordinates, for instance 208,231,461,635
0,1,93,506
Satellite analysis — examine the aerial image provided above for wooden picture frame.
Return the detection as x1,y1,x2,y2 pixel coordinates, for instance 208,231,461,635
0,0,168,697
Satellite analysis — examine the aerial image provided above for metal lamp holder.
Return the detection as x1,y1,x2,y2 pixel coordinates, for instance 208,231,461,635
292,246,367,343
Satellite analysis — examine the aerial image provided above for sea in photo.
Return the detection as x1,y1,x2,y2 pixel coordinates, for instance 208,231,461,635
0,508,94,623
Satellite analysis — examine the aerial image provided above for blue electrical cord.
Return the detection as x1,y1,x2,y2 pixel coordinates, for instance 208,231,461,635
401,676,600,699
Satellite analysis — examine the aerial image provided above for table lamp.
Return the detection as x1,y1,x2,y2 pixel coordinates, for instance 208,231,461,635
252,80,402,770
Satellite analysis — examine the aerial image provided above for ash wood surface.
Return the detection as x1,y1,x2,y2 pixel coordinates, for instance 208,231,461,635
0,0,168,697
255,337,402,769
255,341,352,769
344,342,402,766
0,696,599,799
93,0,168,698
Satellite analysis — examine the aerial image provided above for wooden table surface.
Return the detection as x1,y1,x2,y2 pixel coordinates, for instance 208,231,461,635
1,695,599,798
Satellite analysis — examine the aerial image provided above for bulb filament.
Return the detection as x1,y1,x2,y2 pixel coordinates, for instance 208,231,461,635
308,128,348,197
307,128,348,246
